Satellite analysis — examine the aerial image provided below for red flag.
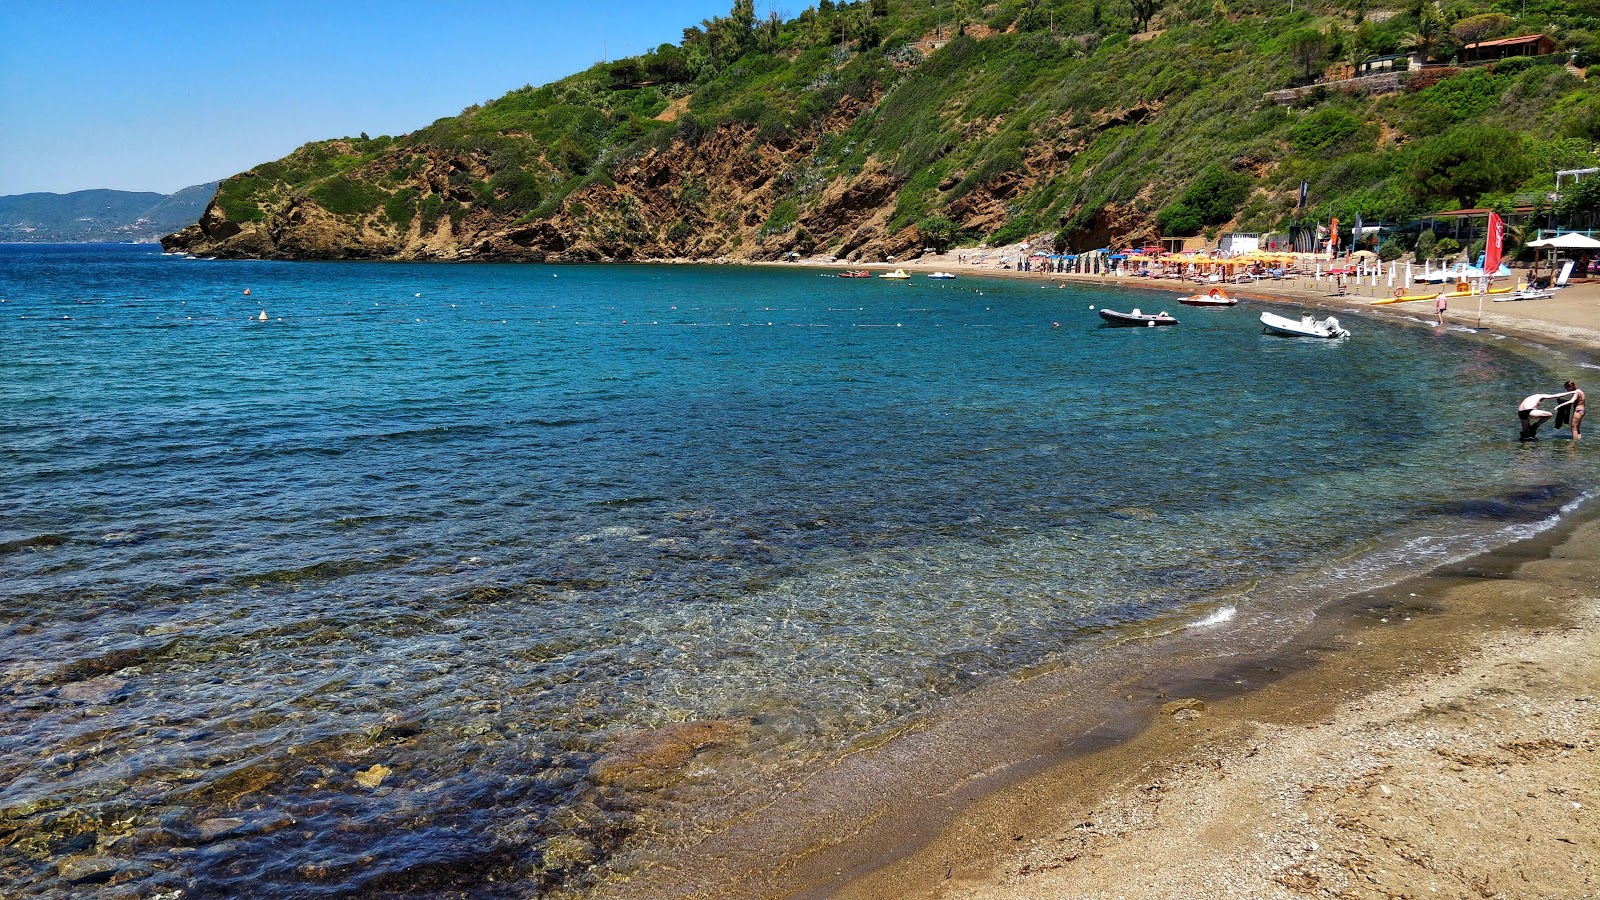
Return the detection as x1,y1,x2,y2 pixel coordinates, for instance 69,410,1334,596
1484,211,1504,275
1329,217,1339,248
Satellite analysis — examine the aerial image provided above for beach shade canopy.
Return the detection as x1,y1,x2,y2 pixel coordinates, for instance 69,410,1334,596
1526,232,1600,249
1350,249,1378,259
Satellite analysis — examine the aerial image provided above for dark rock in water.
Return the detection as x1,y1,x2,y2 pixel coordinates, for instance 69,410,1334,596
589,719,748,791
56,855,119,884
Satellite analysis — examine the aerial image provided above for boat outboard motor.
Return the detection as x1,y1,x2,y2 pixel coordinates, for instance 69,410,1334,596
1323,316,1346,337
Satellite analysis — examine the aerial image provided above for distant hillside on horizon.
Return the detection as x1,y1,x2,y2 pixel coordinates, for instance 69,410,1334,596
0,183,218,243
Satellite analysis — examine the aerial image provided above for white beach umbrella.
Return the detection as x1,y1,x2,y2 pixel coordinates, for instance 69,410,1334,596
1525,232,1600,249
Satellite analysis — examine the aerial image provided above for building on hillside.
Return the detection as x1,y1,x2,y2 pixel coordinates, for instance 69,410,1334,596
1217,232,1260,254
1460,34,1557,63
1556,167,1599,191
1356,53,1425,75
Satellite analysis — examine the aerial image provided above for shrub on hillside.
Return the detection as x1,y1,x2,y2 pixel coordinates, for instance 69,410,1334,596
1289,108,1363,154
1155,166,1250,236
309,176,385,217
1405,127,1530,207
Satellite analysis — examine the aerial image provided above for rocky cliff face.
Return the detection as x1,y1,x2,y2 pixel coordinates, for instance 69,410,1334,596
162,102,1159,264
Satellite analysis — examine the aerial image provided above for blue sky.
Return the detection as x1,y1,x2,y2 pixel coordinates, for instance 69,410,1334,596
0,1,735,195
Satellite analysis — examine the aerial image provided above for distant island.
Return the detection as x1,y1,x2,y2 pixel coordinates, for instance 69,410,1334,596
163,0,1600,263
1,183,217,243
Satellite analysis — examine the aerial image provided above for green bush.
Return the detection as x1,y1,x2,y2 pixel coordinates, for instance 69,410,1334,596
1414,229,1437,261
1156,166,1250,235
761,198,798,235
1435,236,1461,258
384,189,419,227
215,175,267,222
1378,240,1404,262
419,194,445,233
309,176,385,216
1405,127,1530,208
1289,108,1362,154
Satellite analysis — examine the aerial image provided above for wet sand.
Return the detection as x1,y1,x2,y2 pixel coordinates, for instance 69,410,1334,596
604,257,1599,900
598,520,1598,900
824,521,1600,900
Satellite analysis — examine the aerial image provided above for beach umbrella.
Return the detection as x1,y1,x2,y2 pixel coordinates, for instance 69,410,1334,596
1526,232,1600,249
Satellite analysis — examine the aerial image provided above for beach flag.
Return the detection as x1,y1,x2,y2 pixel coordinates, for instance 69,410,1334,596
1298,181,1308,209
1329,217,1339,256
1485,211,1504,275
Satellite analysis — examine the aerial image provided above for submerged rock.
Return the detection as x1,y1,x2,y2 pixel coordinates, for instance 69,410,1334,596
1161,698,1206,720
354,764,392,789
589,719,747,791
540,834,596,871
58,675,126,703
55,855,119,884
195,817,246,841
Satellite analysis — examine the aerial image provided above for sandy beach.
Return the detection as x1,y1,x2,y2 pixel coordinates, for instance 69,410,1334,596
826,521,1600,900
611,255,1598,900
796,250,1600,353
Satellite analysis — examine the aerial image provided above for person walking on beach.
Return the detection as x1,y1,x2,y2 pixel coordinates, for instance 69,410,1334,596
1554,380,1585,440
1434,291,1447,326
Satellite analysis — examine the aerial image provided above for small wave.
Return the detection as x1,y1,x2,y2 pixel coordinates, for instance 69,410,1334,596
1186,605,1236,628
1316,485,1600,593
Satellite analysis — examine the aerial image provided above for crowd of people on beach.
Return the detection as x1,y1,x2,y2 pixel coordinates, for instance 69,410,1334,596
1518,381,1586,441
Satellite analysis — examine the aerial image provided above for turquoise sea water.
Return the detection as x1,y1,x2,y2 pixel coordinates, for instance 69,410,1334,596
2,244,1595,897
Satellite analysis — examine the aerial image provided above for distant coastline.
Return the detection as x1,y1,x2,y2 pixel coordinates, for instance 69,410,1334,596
0,183,216,244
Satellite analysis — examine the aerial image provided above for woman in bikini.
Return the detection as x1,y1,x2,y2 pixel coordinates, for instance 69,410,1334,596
1556,380,1585,440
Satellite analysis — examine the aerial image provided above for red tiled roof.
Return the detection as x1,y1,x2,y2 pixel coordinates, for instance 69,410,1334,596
1465,34,1550,49
1428,206,1537,217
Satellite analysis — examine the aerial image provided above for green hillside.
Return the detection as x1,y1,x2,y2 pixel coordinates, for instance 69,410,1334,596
166,0,1600,261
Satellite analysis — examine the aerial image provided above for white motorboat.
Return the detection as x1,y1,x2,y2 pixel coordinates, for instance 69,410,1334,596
927,271,956,279
1260,310,1349,339
1493,288,1554,302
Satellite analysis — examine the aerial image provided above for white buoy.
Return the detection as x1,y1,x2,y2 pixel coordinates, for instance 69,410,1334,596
258,310,268,321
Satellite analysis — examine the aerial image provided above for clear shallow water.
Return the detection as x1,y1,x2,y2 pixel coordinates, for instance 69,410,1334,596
1,245,1595,897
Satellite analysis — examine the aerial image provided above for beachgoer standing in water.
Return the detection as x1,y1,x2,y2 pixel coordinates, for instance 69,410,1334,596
1556,380,1585,440
1519,393,1562,440
1435,291,1447,326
